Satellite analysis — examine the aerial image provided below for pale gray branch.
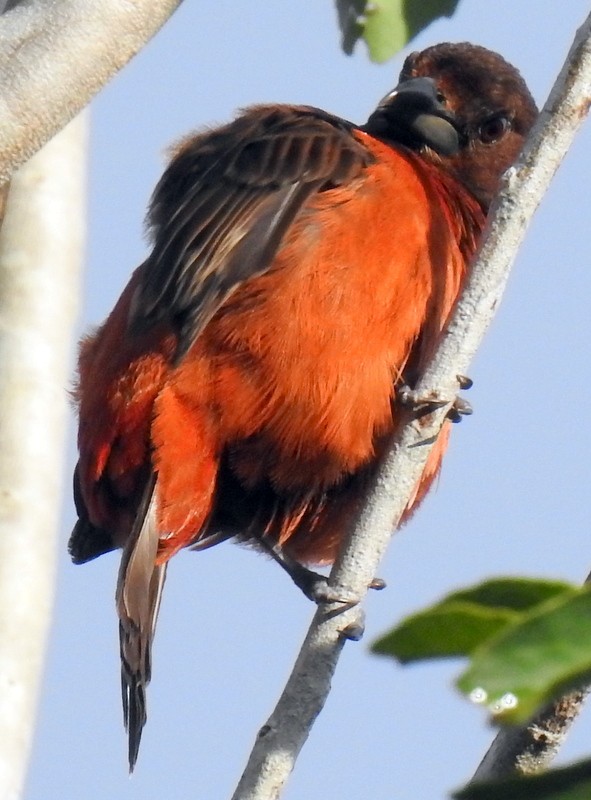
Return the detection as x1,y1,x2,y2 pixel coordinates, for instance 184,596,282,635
0,0,181,184
231,11,591,800
0,113,87,800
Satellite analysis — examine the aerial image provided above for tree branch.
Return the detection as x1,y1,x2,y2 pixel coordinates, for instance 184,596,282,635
0,0,181,184
471,689,590,783
231,11,591,800
0,113,87,800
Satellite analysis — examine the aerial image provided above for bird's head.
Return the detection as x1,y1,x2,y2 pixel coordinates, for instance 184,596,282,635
366,43,539,210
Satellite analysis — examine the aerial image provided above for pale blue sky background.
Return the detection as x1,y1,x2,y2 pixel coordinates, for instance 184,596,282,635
25,2,591,798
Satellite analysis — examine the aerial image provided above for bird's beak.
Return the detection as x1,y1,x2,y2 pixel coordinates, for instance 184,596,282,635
365,76,459,156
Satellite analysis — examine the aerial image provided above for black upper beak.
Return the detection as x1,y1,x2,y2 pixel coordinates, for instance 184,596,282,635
364,76,459,157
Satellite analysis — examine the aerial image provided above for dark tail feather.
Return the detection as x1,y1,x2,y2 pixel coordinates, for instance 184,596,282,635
116,477,167,772
69,464,116,564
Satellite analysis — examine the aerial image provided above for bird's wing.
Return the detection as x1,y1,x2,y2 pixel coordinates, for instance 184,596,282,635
128,104,374,361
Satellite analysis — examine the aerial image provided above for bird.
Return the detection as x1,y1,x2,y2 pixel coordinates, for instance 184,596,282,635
69,42,538,770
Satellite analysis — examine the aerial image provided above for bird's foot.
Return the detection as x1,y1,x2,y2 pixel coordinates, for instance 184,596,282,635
258,536,386,603
397,374,473,423
284,561,386,605
257,540,384,641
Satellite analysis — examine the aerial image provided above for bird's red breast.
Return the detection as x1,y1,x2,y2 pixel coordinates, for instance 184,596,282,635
75,134,482,564
70,42,538,769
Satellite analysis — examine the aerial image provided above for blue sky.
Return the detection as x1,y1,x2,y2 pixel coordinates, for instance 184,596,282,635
25,2,591,798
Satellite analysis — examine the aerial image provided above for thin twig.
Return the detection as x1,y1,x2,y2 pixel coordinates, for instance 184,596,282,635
231,11,591,800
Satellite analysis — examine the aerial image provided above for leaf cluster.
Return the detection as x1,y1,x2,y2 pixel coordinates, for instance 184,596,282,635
373,578,591,798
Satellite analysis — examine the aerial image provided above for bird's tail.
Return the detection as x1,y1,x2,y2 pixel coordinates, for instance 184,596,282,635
116,477,167,772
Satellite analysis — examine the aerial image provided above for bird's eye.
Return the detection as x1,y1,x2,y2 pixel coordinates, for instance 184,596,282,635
436,90,447,105
478,114,511,144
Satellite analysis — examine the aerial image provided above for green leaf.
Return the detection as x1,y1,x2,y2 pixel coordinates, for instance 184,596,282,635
372,578,591,722
373,601,517,661
448,578,575,612
453,757,591,800
457,588,591,724
372,578,576,662
336,0,462,63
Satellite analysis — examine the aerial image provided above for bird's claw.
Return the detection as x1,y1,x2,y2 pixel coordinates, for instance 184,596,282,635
449,375,473,422
340,609,366,641
457,374,473,390
448,395,473,423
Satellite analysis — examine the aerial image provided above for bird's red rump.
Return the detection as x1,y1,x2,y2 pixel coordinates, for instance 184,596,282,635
69,41,538,770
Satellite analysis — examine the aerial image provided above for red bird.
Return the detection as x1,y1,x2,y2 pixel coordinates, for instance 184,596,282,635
70,43,537,768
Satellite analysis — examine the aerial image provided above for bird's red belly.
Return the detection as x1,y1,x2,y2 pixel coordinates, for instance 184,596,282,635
192,172,437,491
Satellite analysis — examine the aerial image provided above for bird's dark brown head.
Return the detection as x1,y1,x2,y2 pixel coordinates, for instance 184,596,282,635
398,42,538,209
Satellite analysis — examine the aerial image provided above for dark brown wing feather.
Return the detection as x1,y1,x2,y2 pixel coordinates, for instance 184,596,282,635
127,105,374,361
